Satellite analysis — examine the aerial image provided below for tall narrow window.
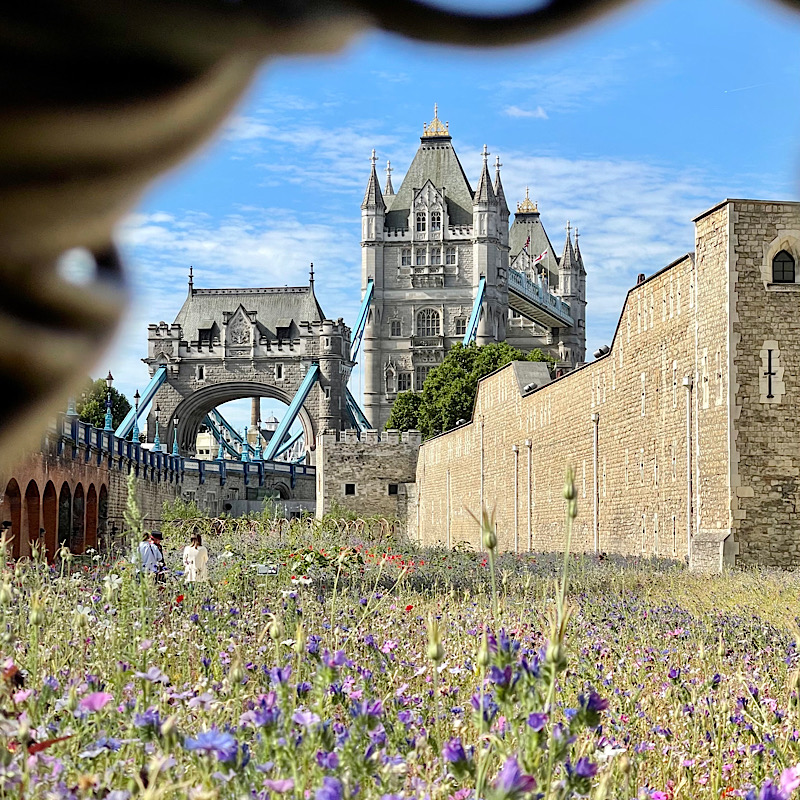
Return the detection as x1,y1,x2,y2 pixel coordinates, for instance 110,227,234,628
416,309,441,337
454,318,467,337
445,247,457,265
415,365,431,389
416,212,426,233
431,211,441,232
275,364,284,381
772,250,795,283
390,320,402,337
401,249,411,267
431,247,442,265
415,250,427,266
397,372,412,392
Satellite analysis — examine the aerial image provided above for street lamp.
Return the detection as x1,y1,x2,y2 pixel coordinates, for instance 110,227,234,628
104,371,114,431
131,389,141,443
153,403,162,452
172,416,180,456
241,426,250,462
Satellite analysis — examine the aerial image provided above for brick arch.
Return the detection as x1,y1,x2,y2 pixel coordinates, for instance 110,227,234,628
24,480,40,559
3,479,21,559
98,484,109,547
42,482,57,561
85,484,98,551
57,482,71,550
71,483,85,554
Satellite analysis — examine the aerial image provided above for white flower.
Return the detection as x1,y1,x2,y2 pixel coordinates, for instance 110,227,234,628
103,574,122,592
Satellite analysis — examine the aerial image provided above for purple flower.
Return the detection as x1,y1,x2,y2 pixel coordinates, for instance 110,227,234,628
316,750,339,770
581,691,609,714
492,755,537,798
781,766,800,798
292,709,321,727
183,729,238,762
442,738,468,764
134,707,161,730
322,650,353,669
79,692,114,712
527,712,548,732
264,778,294,793
668,667,680,681
270,666,292,685
573,758,598,779
316,776,343,800
134,666,170,685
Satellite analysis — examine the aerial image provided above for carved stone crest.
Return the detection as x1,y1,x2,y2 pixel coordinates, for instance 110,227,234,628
229,318,250,345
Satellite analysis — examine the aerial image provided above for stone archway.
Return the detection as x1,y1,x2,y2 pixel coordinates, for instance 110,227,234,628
57,482,71,551
72,483,85,554
24,480,40,558
168,381,316,459
42,482,57,561
85,484,98,551
98,485,109,549
3,479,22,559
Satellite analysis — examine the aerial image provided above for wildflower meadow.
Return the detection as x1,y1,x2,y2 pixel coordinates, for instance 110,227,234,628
3,472,800,800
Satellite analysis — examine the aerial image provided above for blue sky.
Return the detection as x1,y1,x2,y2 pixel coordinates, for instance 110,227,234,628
105,0,800,436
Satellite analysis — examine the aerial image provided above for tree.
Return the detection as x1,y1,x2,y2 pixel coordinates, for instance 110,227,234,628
76,378,132,431
386,343,554,438
385,390,423,432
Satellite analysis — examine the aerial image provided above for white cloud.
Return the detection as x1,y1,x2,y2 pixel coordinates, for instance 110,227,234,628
503,105,548,119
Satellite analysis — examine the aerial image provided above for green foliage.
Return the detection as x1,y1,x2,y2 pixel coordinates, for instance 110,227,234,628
162,497,205,522
76,377,132,430
412,342,554,438
384,390,423,432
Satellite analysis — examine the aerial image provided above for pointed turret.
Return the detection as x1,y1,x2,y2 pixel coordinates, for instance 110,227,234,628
574,227,586,275
560,221,578,276
474,145,496,205
384,160,395,196
556,221,586,369
361,149,385,212
493,155,509,217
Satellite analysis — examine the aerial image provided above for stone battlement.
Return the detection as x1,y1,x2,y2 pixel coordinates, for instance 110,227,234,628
319,428,422,447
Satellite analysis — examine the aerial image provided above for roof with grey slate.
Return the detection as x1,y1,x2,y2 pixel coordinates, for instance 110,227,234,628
173,286,325,340
385,136,474,228
509,211,560,280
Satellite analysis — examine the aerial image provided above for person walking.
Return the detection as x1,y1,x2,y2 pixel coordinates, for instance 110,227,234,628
150,530,167,584
138,531,165,580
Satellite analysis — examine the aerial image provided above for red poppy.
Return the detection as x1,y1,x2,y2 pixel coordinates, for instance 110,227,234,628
175,594,184,604
405,605,413,612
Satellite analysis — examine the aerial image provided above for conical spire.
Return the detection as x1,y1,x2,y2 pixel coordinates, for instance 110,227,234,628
384,160,394,196
361,149,386,211
474,144,496,204
493,155,508,216
561,221,578,270
574,227,586,275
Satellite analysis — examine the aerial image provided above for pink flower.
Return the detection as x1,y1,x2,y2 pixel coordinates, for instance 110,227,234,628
13,689,32,703
780,765,800,798
79,692,114,712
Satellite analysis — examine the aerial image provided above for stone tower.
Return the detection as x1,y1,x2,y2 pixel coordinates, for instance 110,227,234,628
361,107,587,429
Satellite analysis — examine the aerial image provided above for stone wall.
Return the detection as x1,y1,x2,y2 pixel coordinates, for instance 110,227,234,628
316,429,421,519
415,205,738,568
729,200,800,566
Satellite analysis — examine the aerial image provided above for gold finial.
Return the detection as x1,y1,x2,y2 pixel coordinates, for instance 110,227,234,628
516,186,538,214
422,103,450,138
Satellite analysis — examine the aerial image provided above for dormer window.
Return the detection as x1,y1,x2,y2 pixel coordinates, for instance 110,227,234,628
772,250,795,283
431,211,441,232
416,212,426,233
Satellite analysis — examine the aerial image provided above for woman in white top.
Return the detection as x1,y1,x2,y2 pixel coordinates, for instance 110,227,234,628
183,533,209,583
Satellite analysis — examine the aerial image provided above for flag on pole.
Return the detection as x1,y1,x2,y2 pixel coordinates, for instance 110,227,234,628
532,249,547,264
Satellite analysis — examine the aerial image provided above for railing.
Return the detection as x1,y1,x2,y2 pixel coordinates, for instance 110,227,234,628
508,268,573,324
411,335,445,348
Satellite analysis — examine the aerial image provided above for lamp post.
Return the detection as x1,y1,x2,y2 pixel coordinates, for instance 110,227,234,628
153,403,162,452
216,435,225,460
253,415,263,461
131,389,141,443
172,416,180,456
241,426,250,462
104,371,114,431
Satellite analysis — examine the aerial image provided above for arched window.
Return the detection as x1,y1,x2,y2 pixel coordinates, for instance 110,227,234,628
401,249,411,267
454,318,467,337
430,247,441,265
772,250,795,283
416,212,426,233
415,250,427,266
416,309,441,337
390,320,402,337
431,211,441,232
445,247,457,265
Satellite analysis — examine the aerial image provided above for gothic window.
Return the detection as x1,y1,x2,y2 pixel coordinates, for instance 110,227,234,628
401,249,411,267
415,250,427,266
454,318,467,337
431,247,442,265
196,365,205,382
398,372,412,392
431,211,441,232
415,365,431,389
416,308,441,336
416,212,426,233
445,247,457,265
772,250,795,283
275,364,284,381
390,320,402,337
